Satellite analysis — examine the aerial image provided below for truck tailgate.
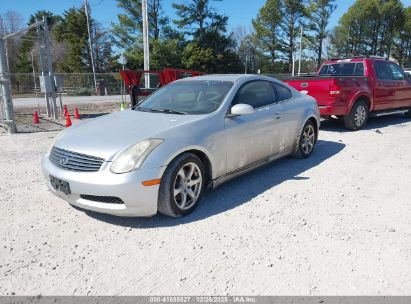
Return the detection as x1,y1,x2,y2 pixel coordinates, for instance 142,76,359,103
283,77,334,106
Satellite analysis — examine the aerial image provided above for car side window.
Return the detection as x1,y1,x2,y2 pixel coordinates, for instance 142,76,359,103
271,82,293,101
353,63,365,76
234,81,276,109
375,61,393,80
389,63,405,81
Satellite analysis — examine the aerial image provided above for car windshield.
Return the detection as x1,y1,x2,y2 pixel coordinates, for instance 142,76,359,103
135,80,234,115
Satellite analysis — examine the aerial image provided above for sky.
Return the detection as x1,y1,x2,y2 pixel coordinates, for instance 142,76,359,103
2,0,411,32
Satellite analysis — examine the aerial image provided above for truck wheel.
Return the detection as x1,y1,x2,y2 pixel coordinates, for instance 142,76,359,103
344,100,369,131
158,153,206,217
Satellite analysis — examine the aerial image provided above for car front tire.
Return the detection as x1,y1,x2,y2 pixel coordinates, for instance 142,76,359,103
158,153,206,217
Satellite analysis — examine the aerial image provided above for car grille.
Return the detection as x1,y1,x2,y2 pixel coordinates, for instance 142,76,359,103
50,146,104,172
80,195,124,205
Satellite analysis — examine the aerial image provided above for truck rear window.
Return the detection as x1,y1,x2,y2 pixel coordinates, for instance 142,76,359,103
319,63,364,76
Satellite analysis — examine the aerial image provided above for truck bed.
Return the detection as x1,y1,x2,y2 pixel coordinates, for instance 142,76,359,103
284,76,371,116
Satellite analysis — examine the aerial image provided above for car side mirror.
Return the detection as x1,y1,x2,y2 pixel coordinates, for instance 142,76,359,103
229,104,254,116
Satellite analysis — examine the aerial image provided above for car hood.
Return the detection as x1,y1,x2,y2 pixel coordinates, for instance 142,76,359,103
55,109,203,160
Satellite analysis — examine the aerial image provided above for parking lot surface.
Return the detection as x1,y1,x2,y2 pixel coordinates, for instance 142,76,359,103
0,116,410,295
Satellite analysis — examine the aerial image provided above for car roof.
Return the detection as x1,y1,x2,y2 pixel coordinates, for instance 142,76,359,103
177,74,272,83
324,57,398,65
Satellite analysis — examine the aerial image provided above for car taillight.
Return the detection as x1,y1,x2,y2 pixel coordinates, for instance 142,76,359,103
329,79,341,95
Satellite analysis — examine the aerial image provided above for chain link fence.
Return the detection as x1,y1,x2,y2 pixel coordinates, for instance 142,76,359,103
9,72,302,99
1,72,302,133
10,72,126,98
0,73,129,133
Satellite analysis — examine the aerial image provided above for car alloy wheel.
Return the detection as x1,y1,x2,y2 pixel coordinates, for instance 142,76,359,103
354,105,367,127
301,124,315,155
292,120,317,159
173,162,203,210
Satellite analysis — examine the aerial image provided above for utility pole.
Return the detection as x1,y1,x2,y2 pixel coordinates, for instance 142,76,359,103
43,16,59,119
84,0,97,94
298,25,303,76
35,17,51,117
0,38,16,133
31,50,39,99
121,53,125,103
292,54,295,77
1,19,10,73
142,0,150,88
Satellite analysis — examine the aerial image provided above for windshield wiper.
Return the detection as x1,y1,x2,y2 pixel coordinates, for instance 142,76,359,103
135,106,150,112
146,108,188,115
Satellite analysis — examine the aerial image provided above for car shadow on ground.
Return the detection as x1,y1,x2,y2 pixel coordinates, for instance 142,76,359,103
320,114,410,132
84,139,345,228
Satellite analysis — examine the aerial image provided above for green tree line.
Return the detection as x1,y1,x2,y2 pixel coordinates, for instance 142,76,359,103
4,0,411,75
331,0,411,67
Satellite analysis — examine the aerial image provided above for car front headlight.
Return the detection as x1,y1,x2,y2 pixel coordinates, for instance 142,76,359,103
110,139,164,174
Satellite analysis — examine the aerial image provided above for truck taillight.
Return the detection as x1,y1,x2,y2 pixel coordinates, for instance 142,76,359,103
329,79,341,96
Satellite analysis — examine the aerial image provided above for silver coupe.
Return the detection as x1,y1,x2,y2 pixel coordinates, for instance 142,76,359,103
42,75,320,217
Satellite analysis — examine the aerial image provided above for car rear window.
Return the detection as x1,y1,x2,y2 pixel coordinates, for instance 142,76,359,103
271,83,293,101
319,62,365,76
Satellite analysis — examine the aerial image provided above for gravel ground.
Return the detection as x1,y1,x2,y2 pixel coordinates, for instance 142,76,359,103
0,115,410,296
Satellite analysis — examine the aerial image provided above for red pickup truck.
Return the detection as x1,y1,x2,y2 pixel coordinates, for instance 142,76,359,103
284,57,411,130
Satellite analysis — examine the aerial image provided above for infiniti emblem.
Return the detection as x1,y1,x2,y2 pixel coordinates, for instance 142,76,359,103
59,156,69,165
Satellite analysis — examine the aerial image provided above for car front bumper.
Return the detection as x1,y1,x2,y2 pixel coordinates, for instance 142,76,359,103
41,153,164,217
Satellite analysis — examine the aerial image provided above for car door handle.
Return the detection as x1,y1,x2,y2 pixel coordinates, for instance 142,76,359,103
274,112,281,119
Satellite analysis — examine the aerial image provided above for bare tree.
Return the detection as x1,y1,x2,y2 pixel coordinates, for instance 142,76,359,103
0,11,24,72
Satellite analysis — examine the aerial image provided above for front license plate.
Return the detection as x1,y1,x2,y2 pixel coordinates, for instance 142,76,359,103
49,175,71,195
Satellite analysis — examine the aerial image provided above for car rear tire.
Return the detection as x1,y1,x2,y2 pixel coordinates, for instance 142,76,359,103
292,120,317,159
344,100,369,131
158,153,206,217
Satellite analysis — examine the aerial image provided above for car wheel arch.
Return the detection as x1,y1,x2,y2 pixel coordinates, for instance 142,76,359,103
350,94,372,112
307,117,319,141
164,148,213,184
298,108,320,135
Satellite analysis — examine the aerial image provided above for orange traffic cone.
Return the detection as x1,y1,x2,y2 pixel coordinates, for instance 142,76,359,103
63,105,68,116
74,107,81,119
33,111,40,124
65,112,72,127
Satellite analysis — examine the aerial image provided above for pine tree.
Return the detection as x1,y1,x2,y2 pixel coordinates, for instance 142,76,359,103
252,0,283,69
278,0,307,72
172,0,227,47
306,0,336,67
